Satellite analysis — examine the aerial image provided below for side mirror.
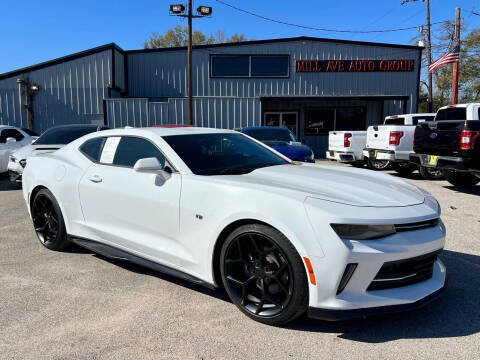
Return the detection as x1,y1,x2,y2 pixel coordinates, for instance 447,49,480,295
6,137,16,145
134,157,163,172
134,157,171,181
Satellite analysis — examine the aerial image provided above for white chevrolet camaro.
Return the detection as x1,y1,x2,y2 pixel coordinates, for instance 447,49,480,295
22,127,447,325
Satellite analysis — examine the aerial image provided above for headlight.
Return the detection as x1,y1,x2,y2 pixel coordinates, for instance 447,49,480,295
331,224,396,240
19,159,27,168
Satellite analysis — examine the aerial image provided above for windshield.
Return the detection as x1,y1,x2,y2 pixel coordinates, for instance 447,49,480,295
435,108,467,121
242,128,296,143
34,126,100,145
163,133,289,175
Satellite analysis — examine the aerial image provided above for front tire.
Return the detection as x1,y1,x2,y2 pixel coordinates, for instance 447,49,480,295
443,169,480,187
31,189,69,250
391,162,416,176
220,224,308,325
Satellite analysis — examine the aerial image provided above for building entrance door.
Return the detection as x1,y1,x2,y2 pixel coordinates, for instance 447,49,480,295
264,112,299,138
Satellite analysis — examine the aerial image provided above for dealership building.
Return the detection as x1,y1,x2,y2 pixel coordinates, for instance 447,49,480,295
0,36,422,156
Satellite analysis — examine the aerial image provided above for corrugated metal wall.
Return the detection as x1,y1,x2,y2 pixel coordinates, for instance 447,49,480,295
127,39,420,112
0,50,113,133
105,97,261,129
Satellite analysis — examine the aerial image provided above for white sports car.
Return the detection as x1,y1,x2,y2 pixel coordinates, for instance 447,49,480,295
22,127,447,325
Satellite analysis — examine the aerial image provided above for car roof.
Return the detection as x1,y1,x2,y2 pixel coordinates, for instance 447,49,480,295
385,113,435,118
88,126,237,138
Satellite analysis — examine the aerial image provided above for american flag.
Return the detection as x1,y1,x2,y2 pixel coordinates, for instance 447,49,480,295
428,40,460,73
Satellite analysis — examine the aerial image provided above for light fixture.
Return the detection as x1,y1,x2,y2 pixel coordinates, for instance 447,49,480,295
169,4,185,14
197,5,212,16
30,84,40,91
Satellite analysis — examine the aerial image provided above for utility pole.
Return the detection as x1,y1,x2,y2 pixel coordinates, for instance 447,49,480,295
401,0,433,112
452,7,461,104
170,3,212,126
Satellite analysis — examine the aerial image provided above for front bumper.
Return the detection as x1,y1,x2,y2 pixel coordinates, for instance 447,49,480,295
363,148,395,161
326,151,362,162
7,161,24,182
410,153,474,171
308,274,447,321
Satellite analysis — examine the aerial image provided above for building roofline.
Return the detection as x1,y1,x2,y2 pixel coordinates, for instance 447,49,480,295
0,36,421,81
128,36,422,54
0,43,125,81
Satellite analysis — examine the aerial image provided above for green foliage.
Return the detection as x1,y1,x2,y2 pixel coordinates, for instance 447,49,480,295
144,25,249,49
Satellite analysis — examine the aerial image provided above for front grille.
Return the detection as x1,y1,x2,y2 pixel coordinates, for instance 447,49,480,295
395,218,439,232
367,250,441,291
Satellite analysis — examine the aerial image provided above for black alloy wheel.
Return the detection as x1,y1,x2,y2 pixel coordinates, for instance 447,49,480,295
220,224,308,325
443,169,480,187
32,189,69,250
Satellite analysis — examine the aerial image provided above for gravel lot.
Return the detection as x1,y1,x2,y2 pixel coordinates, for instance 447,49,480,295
1,162,479,360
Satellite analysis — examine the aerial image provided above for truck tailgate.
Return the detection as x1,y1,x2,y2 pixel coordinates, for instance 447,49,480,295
413,121,466,156
328,131,347,151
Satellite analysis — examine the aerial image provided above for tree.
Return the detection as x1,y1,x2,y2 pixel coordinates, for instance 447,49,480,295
144,26,249,49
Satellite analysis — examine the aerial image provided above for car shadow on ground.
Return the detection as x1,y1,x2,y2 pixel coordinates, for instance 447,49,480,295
444,185,480,196
62,244,231,303
285,250,480,342
0,178,21,191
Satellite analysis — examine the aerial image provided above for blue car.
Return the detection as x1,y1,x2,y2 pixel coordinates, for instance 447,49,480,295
241,126,315,163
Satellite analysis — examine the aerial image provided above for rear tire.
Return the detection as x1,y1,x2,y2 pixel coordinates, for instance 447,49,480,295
220,224,308,326
443,170,480,187
419,166,444,180
391,162,416,176
367,158,390,170
31,189,69,250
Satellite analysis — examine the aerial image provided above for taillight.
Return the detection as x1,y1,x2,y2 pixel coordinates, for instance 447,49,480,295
344,133,352,148
460,130,480,150
389,131,404,146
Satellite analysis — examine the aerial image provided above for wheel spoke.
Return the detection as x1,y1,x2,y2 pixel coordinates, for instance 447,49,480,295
270,276,289,295
248,234,262,255
35,223,48,232
226,275,245,287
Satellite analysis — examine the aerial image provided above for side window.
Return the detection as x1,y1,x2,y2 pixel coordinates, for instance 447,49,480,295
80,137,106,162
0,129,24,142
112,137,166,168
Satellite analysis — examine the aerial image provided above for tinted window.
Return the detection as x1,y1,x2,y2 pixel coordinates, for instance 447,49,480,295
384,117,405,125
243,128,295,143
435,108,467,120
0,129,24,143
35,126,99,145
251,56,289,77
411,115,435,124
21,128,39,137
112,137,166,168
211,56,249,77
163,133,288,175
80,137,106,162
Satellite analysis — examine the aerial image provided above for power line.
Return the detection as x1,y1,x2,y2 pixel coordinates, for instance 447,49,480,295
214,0,447,34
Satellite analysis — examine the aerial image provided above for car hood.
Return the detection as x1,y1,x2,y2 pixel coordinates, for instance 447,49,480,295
218,164,425,207
11,144,64,160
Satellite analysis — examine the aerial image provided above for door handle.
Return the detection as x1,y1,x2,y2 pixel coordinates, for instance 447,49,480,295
88,175,103,183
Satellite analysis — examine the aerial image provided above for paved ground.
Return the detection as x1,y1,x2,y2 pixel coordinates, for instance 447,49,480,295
0,163,479,360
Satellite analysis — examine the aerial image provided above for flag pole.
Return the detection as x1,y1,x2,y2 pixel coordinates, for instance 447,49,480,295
452,7,461,105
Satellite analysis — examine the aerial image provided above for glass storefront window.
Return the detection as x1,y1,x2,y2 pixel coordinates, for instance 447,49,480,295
305,107,366,135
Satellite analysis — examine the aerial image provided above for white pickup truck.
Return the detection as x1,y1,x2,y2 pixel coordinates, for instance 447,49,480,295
363,113,438,178
326,131,366,167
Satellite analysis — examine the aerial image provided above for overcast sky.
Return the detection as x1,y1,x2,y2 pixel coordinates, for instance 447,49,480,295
0,0,478,74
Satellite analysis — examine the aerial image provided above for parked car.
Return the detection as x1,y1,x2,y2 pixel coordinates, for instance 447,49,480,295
7,124,108,182
0,126,33,175
363,113,437,177
240,126,315,163
326,131,366,167
410,104,480,187
23,127,446,325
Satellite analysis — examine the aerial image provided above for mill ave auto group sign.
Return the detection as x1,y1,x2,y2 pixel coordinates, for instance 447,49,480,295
296,59,415,72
